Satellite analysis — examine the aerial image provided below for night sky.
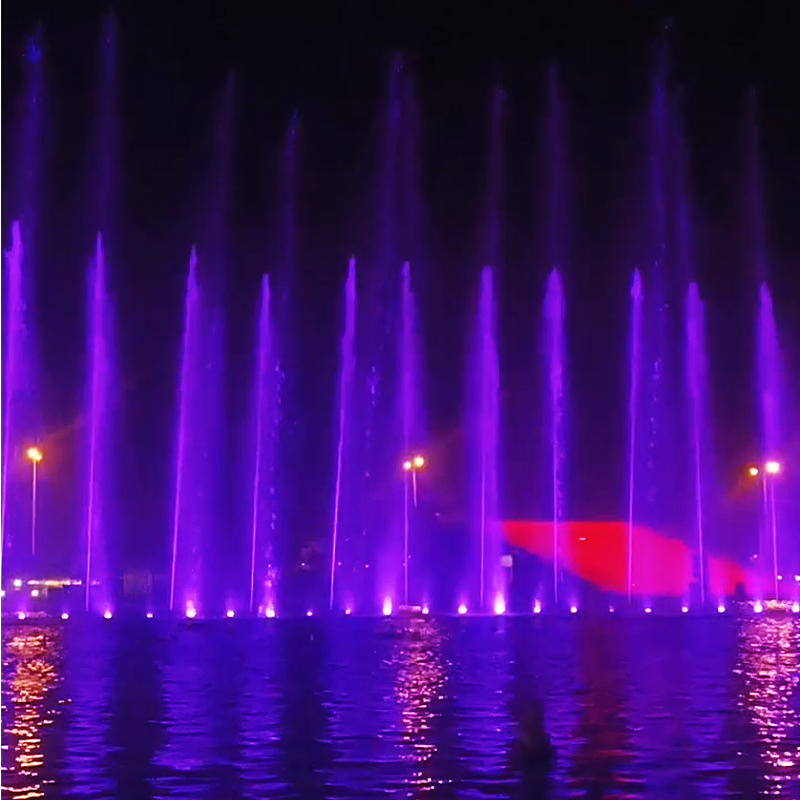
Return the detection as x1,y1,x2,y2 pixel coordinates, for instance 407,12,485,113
2,1,800,576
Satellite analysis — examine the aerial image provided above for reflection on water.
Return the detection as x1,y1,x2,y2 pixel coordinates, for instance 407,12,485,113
1,624,64,799
736,616,800,797
2,615,800,799
391,618,448,795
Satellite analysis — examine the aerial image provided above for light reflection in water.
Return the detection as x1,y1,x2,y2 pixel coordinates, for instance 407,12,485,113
1,624,64,799
391,618,448,795
736,616,800,796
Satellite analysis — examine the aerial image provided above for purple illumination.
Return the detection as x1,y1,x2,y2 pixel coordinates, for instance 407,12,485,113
543,270,566,605
399,262,423,607
330,259,357,610
249,275,276,614
382,597,392,616
169,247,224,615
627,270,643,602
686,283,708,605
470,267,502,611
1,224,30,573
757,284,782,599
84,235,113,614
457,603,467,615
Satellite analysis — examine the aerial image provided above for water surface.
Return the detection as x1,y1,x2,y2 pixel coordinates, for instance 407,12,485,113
2,615,799,798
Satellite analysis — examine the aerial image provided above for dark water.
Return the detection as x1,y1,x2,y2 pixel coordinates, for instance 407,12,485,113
2,614,799,799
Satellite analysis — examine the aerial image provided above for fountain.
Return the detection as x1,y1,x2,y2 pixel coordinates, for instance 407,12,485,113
627,270,644,602
470,267,502,611
543,270,565,605
1,225,26,570
686,283,707,605
250,275,275,614
84,234,112,613
329,259,357,611
756,284,781,600
399,262,420,607
169,249,201,614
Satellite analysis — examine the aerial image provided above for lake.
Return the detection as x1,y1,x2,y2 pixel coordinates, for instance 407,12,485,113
2,614,799,798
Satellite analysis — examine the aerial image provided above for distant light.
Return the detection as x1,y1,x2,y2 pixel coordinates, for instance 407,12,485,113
569,605,578,615
533,600,542,614
61,612,69,620
493,595,506,615
265,606,276,618
609,605,615,613
306,609,313,617
717,603,725,614
748,466,760,477
765,460,781,475
753,601,764,614
681,605,689,614
778,575,784,581
31,589,39,598
344,607,352,616
17,611,26,620
26,446,43,463
795,575,800,583
402,460,412,472
644,607,652,614
185,604,197,619
412,455,425,469
146,612,154,619
421,605,430,615
0,590,4,598
103,610,112,620
793,602,800,614
382,598,392,616
457,603,467,615
226,609,235,618
13,579,22,588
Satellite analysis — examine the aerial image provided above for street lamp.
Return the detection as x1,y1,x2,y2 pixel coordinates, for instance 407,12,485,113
26,447,43,556
401,454,426,606
748,460,782,600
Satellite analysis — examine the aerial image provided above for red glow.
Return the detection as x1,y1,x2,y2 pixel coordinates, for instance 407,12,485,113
503,521,756,598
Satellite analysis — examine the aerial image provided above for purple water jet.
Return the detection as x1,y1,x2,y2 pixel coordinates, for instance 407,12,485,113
1,224,26,568
470,267,502,611
169,248,200,613
330,258,357,611
250,275,276,614
686,282,707,604
756,283,781,599
84,234,112,613
399,261,422,606
543,270,565,605
627,269,643,602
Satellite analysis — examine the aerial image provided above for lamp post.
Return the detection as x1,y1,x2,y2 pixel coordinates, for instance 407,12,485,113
749,460,781,600
26,447,43,556
401,454,426,606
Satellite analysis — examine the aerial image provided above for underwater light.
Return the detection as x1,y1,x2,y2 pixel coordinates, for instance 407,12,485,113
753,601,763,613
681,605,689,613
61,612,69,620
17,612,26,620
644,607,652,614
382,598,392,616
533,601,542,614
146,612,154,619
493,596,506,615
422,605,430,615
185,604,197,619
569,605,578,614
306,609,313,617
265,606,276,618
793,602,800,614
226,609,235,618
717,603,726,614
457,603,467,615
609,605,615,613
103,610,112,620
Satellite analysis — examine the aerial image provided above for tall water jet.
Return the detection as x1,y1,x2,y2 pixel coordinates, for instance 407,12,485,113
756,284,781,599
169,249,200,613
470,267,501,611
543,270,565,605
330,259,357,610
627,270,644,601
399,262,421,606
686,283,707,604
1,224,26,570
250,275,275,614
84,234,112,613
